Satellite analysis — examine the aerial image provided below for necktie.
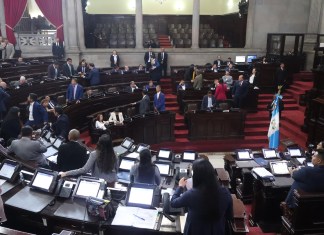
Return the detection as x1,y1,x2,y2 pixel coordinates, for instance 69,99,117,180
192,71,195,81
69,64,71,75
82,67,85,73
73,85,77,99
240,81,243,86
162,53,164,60
157,93,159,100
55,68,57,78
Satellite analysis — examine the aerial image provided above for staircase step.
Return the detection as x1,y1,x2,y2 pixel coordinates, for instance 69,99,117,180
165,101,178,107
166,107,179,112
245,120,269,128
280,121,307,141
258,98,296,105
175,123,187,130
175,130,189,138
175,138,190,143
244,127,268,136
257,103,298,111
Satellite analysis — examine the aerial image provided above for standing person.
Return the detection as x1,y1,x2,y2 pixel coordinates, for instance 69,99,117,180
132,90,151,115
60,134,118,187
52,37,64,59
215,79,227,106
110,50,120,68
232,75,249,108
77,60,89,75
275,62,287,92
66,78,83,103
25,93,48,129
154,85,165,112
222,71,233,88
0,38,15,59
0,106,21,146
171,159,233,235
47,62,60,79
192,70,203,90
51,106,70,140
130,149,161,185
0,81,10,120
144,46,155,69
201,91,216,110
62,58,75,78
149,58,161,84
249,67,259,88
86,63,100,86
158,48,168,77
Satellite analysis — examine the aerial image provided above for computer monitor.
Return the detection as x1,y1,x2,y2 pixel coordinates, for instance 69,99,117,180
235,56,246,63
157,149,172,161
125,183,156,208
136,143,149,153
182,151,197,162
73,176,105,199
53,138,63,149
269,161,290,175
30,168,58,193
121,137,134,150
0,159,21,182
235,149,253,160
119,158,136,171
288,148,302,157
247,55,257,63
155,162,171,176
262,148,279,159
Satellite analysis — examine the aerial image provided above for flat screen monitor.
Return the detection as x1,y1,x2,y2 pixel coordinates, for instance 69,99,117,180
0,159,20,182
121,137,134,149
155,162,171,176
44,131,51,141
30,168,58,193
73,177,105,199
126,183,156,208
136,144,149,153
182,151,197,162
119,158,135,171
262,149,278,159
270,161,290,175
53,138,63,149
247,55,257,63
235,56,246,63
158,149,172,160
288,148,302,157
236,149,253,160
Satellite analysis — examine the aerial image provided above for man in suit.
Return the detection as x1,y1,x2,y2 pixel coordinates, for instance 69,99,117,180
144,47,155,68
57,129,87,171
213,55,223,68
232,75,249,108
0,38,15,59
66,78,83,103
0,82,10,120
8,125,47,167
125,81,138,93
192,70,203,90
47,62,60,79
177,79,188,91
110,50,120,68
158,48,168,77
145,80,156,91
154,85,165,112
132,90,150,115
275,62,287,92
122,65,132,74
284,150,324,208
52,37,64,59
86,63,100,86
62,58,75,78
77,60,89,75
184,64,195,82
52,106,70,140
25,93,48,129
201,91,216,110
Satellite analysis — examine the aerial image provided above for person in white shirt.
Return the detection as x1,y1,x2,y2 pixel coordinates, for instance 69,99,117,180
95,114,108,130
110,50,120,68
249,68,259,88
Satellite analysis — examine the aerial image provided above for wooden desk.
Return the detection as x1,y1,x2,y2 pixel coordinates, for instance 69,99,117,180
185,111,246,140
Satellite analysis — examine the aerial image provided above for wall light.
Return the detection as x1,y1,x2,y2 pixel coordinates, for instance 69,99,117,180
227,0,234,8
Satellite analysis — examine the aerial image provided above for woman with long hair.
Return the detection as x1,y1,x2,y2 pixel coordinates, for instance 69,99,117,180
0,106,22,146
215,78,227,106
60,134,118,187
171,158,233,235
130,148,161,185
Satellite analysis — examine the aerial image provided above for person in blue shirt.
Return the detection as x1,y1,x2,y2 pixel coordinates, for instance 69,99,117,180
171,158,233,235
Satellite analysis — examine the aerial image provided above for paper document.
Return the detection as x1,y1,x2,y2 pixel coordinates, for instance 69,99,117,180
112,206,158,229
179,213,187,234
296,158,306,164
252,167,274,178
47,155,58,164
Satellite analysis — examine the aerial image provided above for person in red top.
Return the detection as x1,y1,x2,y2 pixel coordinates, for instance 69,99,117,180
215,79,227,107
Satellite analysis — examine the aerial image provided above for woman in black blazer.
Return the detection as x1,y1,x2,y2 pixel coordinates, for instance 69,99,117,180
110,50,120,68
0,106,22,146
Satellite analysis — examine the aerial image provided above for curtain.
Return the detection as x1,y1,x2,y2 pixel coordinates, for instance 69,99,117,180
35,0,64,41
3,0,28,44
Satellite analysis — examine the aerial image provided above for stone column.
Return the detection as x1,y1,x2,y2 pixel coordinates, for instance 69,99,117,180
245,0,256,48
135,0,143,49
191,0,200,49
76,0,86,51
0,0,6,37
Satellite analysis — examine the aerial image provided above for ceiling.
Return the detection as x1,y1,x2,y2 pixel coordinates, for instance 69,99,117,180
86,0,241,15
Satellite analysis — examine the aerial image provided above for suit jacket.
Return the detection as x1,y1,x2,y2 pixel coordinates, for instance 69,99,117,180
0,118,21,144
213,59,223,67
52,114,70,139
62,63,75,77
138,95,150,115
108,112,124,123
1,43,15,59
177,84,188,91
275,68,287,86
27,102,48,125
201,95,216,110
144,51,155,64
193,74,203,90
110,55,120,68
47,64,60,79
77,65,89,74
7,137,47,166
157,52,168,67
86,67,100,86
154,92,166,112
249,74,259,87
0,87,10,113
52,42,64,58
232,80,249,98
66,84,83,102
57,141,88,171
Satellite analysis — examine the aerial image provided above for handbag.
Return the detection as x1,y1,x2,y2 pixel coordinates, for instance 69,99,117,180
86,196,117,220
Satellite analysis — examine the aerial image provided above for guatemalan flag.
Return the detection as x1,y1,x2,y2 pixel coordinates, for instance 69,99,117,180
268,94,281,148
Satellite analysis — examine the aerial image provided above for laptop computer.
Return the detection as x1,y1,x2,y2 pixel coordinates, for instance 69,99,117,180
113,137,134,156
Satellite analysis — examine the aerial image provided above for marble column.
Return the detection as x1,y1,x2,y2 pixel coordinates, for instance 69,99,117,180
191,0,200,49
244,0,256,49
135,0,143,49
0,0,6,37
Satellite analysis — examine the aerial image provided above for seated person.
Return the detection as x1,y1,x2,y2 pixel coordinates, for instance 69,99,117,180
125,81,138,93
145,80,156,91
44,96,55,112
95,114,108,130
130,149,161,185
57,129,88,172
7,125,47,167
222,71,233,88
11,75,28,88
122,65,132,74
192,70,203,90
110,66,120,75
60,134,118,187
284,149,324,208
210,78,219,90
108,109,124,125
15,57,28,66
83,88,93,99
201,91,216,110
210,64,218,72
177,79,187,91
137,64,145,73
